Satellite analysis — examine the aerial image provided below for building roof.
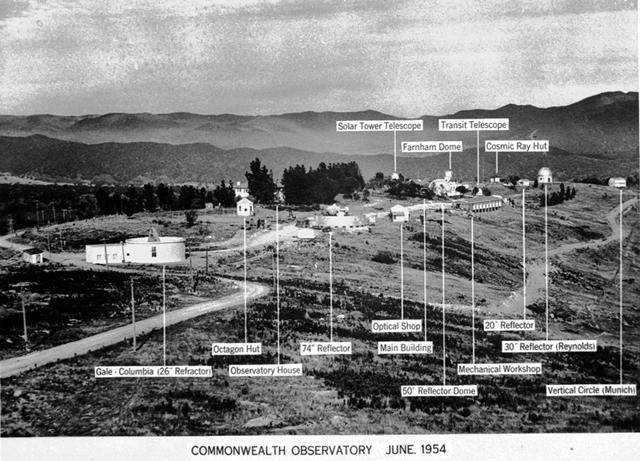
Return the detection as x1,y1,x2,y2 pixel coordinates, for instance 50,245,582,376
462,196,503,204
235,181,249,189
237,197,253,205
22,248,43,255
538,167,552,175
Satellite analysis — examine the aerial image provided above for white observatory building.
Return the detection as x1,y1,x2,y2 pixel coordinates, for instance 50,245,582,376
85,229,185,265
537,167,553,184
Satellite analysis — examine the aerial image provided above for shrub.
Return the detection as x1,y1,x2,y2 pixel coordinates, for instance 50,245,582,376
371,251,396,264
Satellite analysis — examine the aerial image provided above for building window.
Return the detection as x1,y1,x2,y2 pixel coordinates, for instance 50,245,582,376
151,246,157,257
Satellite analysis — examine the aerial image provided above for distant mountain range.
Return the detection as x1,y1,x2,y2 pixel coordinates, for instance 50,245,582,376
0,91,637,184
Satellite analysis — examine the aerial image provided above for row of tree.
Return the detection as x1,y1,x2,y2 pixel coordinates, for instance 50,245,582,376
95,181,237,216
244,158,367,205
539,183,577,207
0,181,240,233
0,159,367,232
280,162,365,205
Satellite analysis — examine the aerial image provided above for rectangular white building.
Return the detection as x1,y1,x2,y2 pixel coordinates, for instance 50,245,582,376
237,197,254,216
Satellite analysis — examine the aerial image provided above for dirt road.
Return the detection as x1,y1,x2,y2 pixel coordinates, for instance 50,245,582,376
0,280,268,378
497,197,637,320
0,232,271,379
204,224,300,254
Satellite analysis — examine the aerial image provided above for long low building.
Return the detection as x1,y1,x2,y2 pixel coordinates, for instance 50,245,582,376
86,236,185,265
458,196,504,213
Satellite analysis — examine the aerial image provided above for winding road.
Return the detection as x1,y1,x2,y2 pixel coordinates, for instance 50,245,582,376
0,233,271,379
498,196,637,318
1,197,635,378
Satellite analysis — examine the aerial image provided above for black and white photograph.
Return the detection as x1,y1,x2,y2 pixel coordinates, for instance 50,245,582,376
0,1,638,460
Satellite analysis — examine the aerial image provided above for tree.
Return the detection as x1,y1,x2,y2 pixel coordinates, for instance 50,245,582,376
367,172,386,189
246,158,276,204
213,180,236,207
179,185,198,209
184,210,198,227
142,183,158,212
281,162,365,205
508,175,520,186
387,180,422,199
156,183,175,210
123,185,142,216
95,187,111,214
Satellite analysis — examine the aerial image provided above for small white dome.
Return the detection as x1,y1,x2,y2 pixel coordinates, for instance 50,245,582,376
538,167,552,176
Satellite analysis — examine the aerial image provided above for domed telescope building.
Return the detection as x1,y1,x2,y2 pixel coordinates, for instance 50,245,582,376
85,228,185,265
537,167,553,184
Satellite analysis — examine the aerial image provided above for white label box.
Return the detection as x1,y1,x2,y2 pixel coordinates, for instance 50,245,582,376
439,118,509,131
401,141,463,153
228,363,302,377
485,140,549,152
484,319,535,331
336,120,423,132
94,366,212,378
300,342,352,355
371,319,422,333
211,342,262,356
377,341,433,354
401,385,478,397
457,362,542,375
502,340,597,353
546,384,636,397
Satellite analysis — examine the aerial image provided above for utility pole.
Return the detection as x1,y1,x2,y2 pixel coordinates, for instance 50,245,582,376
131,278,136,352
329,231,333,342
46,232,51,260
21,286,28,347
103,238,109,269
188,240,194,292
271,248,276,290
13,283,30,349
162,265,166,366
205,247,209,275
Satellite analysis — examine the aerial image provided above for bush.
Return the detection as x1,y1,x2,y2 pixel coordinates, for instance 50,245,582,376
371,251,396,264
409,231,429,243
184,210,198,227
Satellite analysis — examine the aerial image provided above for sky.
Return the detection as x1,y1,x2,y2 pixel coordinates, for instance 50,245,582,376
0,0,637,116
